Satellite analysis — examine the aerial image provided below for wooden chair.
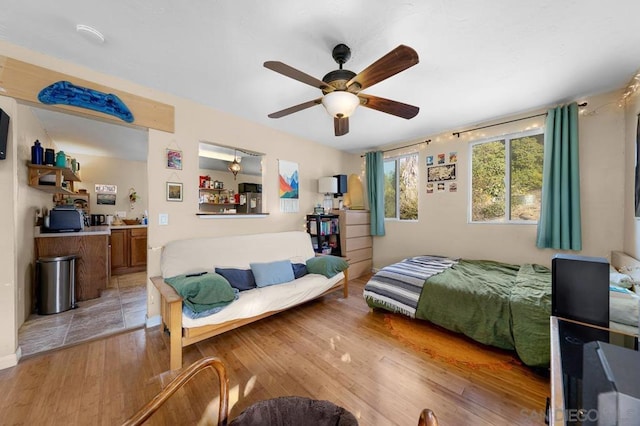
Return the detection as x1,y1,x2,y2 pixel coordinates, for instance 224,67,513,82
418,408,439,426
124,356,437,426
122,356,229,426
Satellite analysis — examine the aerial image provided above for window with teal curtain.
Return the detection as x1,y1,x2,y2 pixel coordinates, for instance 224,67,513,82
365,151,385,236
536,102,582,250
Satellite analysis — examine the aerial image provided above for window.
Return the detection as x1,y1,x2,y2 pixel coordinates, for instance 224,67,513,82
470,130,544,223
384,153,418,220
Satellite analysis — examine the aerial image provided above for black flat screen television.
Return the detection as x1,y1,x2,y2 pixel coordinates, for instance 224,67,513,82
0,108,9,160
552,254,609,327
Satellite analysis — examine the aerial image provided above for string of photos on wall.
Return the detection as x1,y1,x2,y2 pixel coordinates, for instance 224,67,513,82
426,151,457,194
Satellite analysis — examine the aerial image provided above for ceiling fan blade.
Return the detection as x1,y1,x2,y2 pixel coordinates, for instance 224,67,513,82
268,99,322,119
334,117,349,136
358,94,419,119
264,61,334,92
347,45,419,91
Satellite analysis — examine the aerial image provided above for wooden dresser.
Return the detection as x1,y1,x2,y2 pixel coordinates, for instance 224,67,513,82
336,209,372,279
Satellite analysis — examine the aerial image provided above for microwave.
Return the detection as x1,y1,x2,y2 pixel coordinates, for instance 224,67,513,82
238,182,262,193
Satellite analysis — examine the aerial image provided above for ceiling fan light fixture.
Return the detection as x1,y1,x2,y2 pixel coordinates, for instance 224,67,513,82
321,91,359,118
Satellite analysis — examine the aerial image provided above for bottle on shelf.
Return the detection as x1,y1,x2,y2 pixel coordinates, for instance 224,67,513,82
31,140,43,165
55,150,66,167
44,148,55,165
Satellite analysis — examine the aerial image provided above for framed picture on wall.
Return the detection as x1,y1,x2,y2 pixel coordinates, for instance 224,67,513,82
166,182,183,202
166,149,183,170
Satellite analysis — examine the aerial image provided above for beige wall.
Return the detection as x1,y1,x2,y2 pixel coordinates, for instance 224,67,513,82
0,96,18,369
373,90,627,268
0,41,360,366
15,105,58,326
623,88,640,258
72,152,149,220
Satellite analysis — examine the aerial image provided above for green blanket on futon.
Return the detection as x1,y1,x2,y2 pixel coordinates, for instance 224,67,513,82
414,260,551,367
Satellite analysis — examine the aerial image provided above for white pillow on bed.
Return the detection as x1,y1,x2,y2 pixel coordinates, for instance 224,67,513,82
609,265,635,289
610,285,640,326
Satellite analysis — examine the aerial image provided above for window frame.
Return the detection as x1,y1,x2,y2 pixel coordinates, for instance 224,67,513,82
384,152,419,222
468,128,544,224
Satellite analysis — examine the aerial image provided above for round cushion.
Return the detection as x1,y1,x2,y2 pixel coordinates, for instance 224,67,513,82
229,396,358,426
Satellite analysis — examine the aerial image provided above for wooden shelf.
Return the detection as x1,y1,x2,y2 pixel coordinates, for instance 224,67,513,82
27,164,80,194
199,202,237,206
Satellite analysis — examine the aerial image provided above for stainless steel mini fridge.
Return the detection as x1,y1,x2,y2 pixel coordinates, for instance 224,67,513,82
237,192,262,214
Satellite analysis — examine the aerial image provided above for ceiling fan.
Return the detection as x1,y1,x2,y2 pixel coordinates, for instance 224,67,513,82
264,44,420,136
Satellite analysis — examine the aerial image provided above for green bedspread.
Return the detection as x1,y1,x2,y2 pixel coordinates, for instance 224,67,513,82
414,259,551,368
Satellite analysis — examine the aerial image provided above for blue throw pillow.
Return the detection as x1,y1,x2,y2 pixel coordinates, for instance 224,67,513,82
292,263,308,279
306,255,349,278
215,267,257,291
250,260,295,287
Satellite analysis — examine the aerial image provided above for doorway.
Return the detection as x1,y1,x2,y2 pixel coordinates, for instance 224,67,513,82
19,105,149,357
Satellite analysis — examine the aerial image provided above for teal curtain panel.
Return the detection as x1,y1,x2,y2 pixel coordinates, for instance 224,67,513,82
536,102,582,250
365,151,386,236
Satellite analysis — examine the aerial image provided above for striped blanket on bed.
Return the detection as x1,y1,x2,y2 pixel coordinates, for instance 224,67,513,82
363,256,458,318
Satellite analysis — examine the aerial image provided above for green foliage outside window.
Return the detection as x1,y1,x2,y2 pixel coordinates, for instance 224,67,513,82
384,161,396,218
471,133,543,222
384,154,418,220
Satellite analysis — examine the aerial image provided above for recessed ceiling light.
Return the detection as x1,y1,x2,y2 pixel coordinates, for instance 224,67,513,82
76,24,105,43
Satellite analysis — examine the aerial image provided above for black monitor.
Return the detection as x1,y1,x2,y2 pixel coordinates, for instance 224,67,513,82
552,254,609,328
0,108,9,160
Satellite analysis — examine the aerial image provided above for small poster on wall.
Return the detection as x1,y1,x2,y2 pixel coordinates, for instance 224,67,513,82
449,182,457,192
95,184,117,205
426,155,433,166
278,159,299,213
426,183,434,194
449,152,458,163
166,149,183,170
427,164,457,182
437,153,445,164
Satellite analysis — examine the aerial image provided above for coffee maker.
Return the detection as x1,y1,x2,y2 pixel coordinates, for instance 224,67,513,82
90,214,106,226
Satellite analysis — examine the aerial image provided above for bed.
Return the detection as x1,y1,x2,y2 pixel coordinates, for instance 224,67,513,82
363,253,640,368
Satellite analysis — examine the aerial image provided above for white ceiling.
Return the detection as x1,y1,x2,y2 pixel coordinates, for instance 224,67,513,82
3,1,640,155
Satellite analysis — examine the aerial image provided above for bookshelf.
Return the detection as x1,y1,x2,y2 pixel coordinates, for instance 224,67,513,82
306,214,341,256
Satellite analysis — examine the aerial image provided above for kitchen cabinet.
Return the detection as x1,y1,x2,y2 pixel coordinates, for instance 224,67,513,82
130,228,148,267
35,232,109,301
337,210,372,279
110,227,147,275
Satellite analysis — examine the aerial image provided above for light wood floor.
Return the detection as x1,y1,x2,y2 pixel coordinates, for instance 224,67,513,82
0,275,550,425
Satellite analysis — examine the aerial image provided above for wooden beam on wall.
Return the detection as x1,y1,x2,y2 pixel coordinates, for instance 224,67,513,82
0,55,175,133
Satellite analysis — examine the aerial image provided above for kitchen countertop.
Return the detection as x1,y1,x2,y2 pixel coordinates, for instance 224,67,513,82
109,224,147,229
35,224,147,238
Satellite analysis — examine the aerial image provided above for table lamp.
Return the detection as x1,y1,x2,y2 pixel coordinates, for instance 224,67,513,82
318,177,337,214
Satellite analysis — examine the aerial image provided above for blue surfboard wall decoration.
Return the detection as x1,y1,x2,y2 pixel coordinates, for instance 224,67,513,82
38,81,134,123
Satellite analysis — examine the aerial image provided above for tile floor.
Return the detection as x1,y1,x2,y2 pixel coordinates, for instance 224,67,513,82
18,272,147,357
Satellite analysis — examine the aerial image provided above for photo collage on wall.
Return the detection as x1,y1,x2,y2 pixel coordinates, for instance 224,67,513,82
426,151,457,194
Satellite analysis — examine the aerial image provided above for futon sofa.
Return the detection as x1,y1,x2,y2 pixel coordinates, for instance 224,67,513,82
151,231,348,370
